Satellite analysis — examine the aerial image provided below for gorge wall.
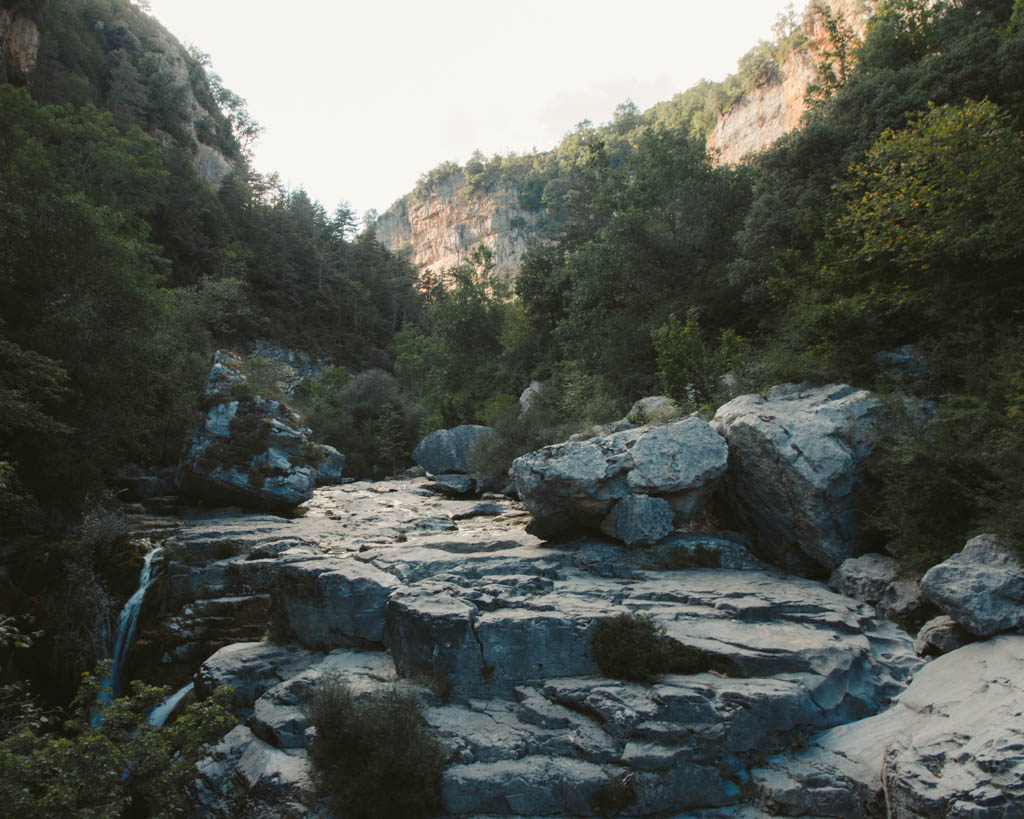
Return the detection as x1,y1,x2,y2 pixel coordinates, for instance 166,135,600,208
0,1,236,188
375,170,542,282
378,0,876,283
707,0,874,163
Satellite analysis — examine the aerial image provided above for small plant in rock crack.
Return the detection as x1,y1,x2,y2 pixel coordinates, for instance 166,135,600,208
591,771,635,816
304,674,445,819
590,612,720,682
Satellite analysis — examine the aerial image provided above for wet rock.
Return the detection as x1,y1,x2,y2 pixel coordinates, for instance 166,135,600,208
712,383,885,572
510,415,728,542
920,533,1024,636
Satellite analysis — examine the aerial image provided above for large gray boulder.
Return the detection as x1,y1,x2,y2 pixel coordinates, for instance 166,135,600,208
712,383,885,572
751,635,1024,817
510,414,728,542
920,533,1024,636
178,352,318,512
412,424,493,476
314,444,345,486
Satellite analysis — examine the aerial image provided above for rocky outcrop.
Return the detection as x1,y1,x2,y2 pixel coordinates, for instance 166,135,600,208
376,171,540,282
243,340,330,397
170,474,919,817
828,553,929,628
511,414,728,543
177,352,317,512
751,635,1024,817
920,533,1024,636
0,8,39,85
713,383,885,572
708,0,876,165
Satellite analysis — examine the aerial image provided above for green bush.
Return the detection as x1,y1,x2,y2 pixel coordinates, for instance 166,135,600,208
0,662,235,817
590,613,718,682
304,675,445,818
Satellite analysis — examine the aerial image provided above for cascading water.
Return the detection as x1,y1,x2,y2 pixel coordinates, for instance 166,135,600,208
95,547,162,714
148,681,194,728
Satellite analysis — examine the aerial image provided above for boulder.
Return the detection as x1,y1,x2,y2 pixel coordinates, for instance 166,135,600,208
920,533,1024,636
828,553,899,604
626,395,680,425
429,473,477,496
510,414,728,542
518,380,546,414
913,615,974,657
712,383,885,572
178,351,317,512
599,494,674,546
412,424,493,476
116,464,179,500
314,444,345,486
194,641,318,712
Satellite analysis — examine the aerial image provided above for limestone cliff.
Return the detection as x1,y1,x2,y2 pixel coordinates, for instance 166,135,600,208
0,1,236,188
0,8,39,85
376,170,541,282
707,0,875,164
379,0,877,283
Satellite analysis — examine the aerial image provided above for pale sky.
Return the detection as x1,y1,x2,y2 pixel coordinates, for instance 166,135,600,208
145,0,804,217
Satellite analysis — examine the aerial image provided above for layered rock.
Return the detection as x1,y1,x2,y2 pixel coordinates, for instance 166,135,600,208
178,352,318,512
511,414,728,543
707,0,875,165
713,383,885,572
376,171,540,282
751,635,1024,817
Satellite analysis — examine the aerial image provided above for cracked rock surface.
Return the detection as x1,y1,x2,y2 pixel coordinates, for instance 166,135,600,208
122,478,941,816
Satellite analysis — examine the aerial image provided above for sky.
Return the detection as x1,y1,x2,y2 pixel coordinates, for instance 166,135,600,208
145,0,804,218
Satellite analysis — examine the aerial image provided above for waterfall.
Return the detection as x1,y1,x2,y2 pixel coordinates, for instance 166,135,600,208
148,681,194,728
96,547,162,711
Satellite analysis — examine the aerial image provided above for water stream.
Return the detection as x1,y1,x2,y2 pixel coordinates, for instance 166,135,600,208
95,547,162,717
148,681,194,728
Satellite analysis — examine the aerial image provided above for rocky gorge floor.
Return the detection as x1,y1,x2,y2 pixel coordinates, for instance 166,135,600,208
115,475,1024,818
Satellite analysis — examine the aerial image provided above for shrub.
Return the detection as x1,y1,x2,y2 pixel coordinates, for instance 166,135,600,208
305,675,445,818
590,613,718,682
0,663,235,817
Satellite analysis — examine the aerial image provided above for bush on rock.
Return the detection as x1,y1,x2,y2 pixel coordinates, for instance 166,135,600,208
305,675,445,818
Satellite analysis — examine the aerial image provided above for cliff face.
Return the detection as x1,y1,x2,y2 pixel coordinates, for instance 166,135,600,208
0,2,235,188
376,171,541,281
378,0,879,283
0,8,39,85
707,0,875,164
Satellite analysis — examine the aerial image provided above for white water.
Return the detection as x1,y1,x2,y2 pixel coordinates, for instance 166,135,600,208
148,681,194,727
98,547,162,707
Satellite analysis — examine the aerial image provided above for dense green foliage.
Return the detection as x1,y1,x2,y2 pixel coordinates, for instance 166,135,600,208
0,663,235,817
304,675,445,819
